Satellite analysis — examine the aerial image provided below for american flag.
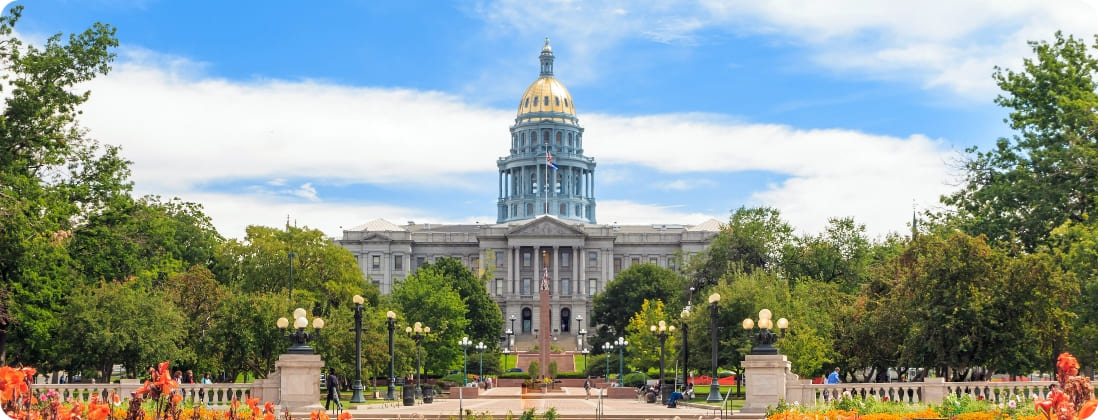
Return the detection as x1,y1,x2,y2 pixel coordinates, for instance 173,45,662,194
546,151,558,169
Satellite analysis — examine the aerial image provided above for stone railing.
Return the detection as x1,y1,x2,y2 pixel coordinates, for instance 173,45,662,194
788,377,1055,406
31,382,258,407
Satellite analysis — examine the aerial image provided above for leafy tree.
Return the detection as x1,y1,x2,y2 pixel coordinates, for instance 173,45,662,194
591,263,686,350
391,267,468,377
688,206,794,288
0,5,121,365
624,299,678,374
57,280,186,382
204,292,293,380
219,224,378,313
162,265,227,372
781,217,873,292
942,32,1098,252
417,257,502,346
1050,220,1098,367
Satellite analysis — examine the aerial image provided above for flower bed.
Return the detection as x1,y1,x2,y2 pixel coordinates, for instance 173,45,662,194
766,394,1044,420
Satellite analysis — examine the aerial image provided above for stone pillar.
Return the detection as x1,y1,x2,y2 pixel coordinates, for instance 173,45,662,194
274,353,325,411
741,354,792,414
922,377,947,403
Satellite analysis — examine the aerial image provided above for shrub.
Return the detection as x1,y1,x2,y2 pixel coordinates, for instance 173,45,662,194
623,372,648,388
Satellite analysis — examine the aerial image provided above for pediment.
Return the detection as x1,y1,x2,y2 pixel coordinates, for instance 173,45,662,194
508,217,585,237
360,232,393,242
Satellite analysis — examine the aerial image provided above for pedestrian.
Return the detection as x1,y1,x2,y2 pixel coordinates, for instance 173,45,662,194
325,368,342,412
827,367,840,384
184,370,196,384
202,373,212,384
583,377,592,400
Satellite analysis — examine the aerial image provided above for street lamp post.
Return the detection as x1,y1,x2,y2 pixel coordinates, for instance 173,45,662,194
276,308,325,354
615,337,628,386
476,342,487,382
504,319,515,370
350,294,366,403
602,342,613,384
707,293,723,402
576,315,588,376
680,306,690,392
460,336,473,386
742,309,790,355
405,322,431,402
386,310,396,400
650,320,676,405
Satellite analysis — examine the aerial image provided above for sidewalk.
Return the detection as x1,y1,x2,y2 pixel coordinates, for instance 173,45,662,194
333,386,729,419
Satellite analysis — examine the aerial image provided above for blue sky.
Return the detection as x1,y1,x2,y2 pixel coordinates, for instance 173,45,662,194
11,0,1098,239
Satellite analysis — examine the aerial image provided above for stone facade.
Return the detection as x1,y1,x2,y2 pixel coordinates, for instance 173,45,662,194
334,39,720,349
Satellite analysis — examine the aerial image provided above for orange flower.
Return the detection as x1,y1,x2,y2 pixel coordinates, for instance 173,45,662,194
1080,400,1098,420
1057,353,1080,377
172,394,183,404
337,412,351,420
263,402,275,414
87,404,110,420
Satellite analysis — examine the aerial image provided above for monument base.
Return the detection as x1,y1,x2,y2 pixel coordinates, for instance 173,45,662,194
741,354,791,413
274,353,325,411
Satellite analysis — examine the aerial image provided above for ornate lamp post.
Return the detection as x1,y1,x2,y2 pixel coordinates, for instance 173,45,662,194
707,293,723,402
650,320,676,404
405,322,431,400
276,308,324,354
350,294,367,403
615,336,628,386
576,315,588,376
460,336,473,386
475,342,487,381
742,309,789,355
504,318,515,371
602,342,613,384
386,310,397,400
680,306,690,392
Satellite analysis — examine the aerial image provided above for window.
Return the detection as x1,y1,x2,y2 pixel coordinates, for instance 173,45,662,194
534,96,539,106
669,259,678,272
588,251,597,264
556,132,562,144
526,203,534,216
522,278,532,294
495,250,505,267
650,257,658,265
588,278,597,295
543,130,550,144
495,279,503,296
564,98,569,107
522,132,526,144
559,203,566,215
576,204,582,216
394,255,403,271
523,251,531,267
632,257,640,266
532,131,537,143
372,255,381,269
543,96,549,106
471,256,480,270
522,308,532,333
555,97,560,106
561,252,570,267
525,97,530,107
613,257,622,274
415,256,425,270
561,278,571,295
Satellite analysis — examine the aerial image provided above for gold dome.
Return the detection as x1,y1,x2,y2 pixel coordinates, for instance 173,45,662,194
517,77,576,119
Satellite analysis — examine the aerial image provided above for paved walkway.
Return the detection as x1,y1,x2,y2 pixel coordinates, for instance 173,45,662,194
340,386,727,419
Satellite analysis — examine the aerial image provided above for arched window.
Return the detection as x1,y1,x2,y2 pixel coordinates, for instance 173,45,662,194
543,130,550,144
556,132,562,144
522,308,532,333
556,173,562,193
559,203,566,216
555,97,560,106
532,131,538,143
526,203,534,216
560,308,571,332
534,96,539,106
521,132,526,145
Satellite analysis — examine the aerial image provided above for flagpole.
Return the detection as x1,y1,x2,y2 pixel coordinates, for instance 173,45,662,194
545,148,549,215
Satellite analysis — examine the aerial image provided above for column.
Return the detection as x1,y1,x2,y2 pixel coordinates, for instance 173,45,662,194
512,246,519,296
578,246,585,296
533,246,540,292
552,246,559,297
573,246,580,296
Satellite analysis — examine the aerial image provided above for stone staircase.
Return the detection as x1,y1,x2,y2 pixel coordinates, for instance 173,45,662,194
513,351,576,373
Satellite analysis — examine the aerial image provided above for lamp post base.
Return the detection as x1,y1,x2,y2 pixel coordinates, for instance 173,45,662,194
350,380,366,403
706,379,722,402
387,382,396,400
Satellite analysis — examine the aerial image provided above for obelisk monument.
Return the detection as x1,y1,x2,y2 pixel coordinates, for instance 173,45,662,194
539,250,551,383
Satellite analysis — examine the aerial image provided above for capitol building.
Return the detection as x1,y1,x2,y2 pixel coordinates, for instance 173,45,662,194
336,39,719,348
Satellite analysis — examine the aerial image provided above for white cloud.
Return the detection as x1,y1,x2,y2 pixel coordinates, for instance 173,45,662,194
473,0,1098,99
76,48,958,239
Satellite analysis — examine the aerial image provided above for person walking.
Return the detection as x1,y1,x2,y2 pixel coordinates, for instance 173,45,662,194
325,368,342,412
584,378,592,400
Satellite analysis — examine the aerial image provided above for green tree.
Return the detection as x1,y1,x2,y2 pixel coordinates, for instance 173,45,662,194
0,5,122,365
204,292,293,380
624,299,678,374
162,265,227,372
220,224,377,312
392,267,468,377
417,257,502,346
942,32,1098,252
57,280,186,382
781,217,873,292
688,206,794,288
591,263,686,349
